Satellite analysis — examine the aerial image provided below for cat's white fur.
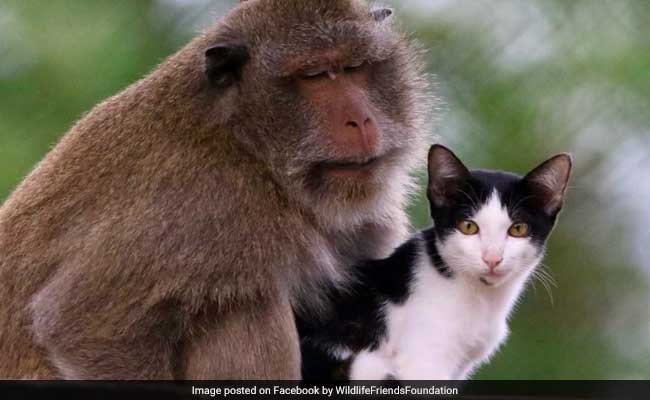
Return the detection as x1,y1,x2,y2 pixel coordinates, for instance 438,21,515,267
349,191,543,380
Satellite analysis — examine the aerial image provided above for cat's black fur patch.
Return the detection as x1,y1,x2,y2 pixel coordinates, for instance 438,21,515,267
299,339,352,383
296,238,418,381
422,228,453,278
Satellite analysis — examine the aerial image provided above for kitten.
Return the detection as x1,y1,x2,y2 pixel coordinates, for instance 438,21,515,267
297,144,572,381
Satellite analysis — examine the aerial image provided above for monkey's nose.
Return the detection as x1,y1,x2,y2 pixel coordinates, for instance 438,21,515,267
343,117,378,154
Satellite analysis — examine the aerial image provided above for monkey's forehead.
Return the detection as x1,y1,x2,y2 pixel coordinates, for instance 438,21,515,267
262,25,400,77
233,0,371,25
215,1,401,76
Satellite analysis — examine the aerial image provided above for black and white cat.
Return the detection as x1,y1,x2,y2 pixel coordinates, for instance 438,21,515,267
297,144,572,381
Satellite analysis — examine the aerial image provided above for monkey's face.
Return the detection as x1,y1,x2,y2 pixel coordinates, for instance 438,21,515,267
204,0,431,223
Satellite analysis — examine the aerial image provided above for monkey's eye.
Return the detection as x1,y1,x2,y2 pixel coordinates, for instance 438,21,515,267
344,61,365,72
301,67,329,80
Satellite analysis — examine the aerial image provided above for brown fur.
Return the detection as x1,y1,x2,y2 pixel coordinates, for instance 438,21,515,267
0,0,432,379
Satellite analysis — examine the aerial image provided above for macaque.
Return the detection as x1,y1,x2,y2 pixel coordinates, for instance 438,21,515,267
0,0,432,379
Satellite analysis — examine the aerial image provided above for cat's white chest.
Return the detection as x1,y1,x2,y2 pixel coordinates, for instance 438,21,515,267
394,282,506,378
349,260,511,381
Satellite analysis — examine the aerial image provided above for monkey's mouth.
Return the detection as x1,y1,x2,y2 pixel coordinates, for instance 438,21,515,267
308,149,405,184
322,157,379,170
317,156,381,179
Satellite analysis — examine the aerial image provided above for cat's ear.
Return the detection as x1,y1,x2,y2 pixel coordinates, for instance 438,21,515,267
427,145,471,208
523,153,572,217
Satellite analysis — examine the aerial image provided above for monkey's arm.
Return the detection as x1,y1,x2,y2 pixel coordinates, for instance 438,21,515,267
30,265,183,379
182,289,301,379
30,246,298,379
30,264,298,379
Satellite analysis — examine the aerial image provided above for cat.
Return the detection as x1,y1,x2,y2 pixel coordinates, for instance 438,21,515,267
297,144,572,381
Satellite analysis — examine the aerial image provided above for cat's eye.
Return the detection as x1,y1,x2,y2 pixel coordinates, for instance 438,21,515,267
457,220,479,235
508,223,529,238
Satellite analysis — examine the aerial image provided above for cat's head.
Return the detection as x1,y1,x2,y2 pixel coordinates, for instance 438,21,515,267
426,145,572,287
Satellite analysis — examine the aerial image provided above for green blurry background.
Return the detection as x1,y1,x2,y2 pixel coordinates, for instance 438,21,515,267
1,0,648,379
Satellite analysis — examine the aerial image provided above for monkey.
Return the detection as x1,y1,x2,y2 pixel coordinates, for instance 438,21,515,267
0,0,432,379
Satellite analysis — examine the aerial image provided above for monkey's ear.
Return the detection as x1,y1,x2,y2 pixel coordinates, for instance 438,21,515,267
427,144,471,208
204,43,249,88
371,8,393,22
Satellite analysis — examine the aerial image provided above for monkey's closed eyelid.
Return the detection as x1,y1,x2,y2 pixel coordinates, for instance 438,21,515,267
301,68,329,79
344,60,365,70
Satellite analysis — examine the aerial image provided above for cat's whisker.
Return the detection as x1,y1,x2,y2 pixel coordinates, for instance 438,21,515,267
509,194,535,217
457,188,479,211
466,182,480,203
529,275,540,295
537,264,557,287
532,268,555,305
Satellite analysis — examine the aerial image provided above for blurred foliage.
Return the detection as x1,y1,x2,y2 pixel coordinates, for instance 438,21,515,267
1,0,648,379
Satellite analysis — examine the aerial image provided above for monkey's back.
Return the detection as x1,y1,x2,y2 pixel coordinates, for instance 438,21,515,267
0,42,293,378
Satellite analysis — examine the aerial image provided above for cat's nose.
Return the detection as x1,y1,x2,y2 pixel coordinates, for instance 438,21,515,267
482,255,503,270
